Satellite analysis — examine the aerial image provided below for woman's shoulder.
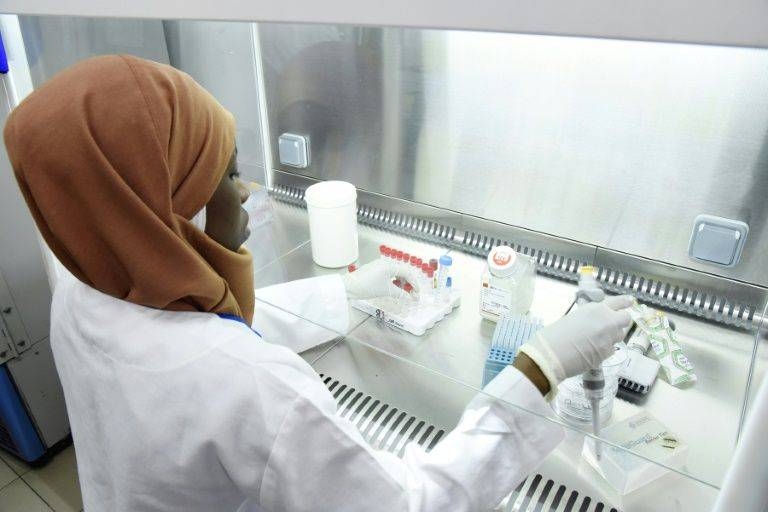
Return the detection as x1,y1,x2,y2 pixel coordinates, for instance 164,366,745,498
53,276,313,382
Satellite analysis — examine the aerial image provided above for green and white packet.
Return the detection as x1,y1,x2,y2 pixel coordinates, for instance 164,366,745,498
629,304,697,386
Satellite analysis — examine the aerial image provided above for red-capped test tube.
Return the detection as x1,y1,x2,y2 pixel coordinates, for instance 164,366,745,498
379,245,387,259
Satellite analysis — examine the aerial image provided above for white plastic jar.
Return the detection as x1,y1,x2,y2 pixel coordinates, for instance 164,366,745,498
305,181,359,268
479,245,536,321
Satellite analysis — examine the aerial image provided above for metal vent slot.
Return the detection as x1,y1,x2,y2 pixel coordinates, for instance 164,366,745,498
595,266,755,327
271,185,762,329
320,374,445,453
270,183,306,206
320,374,618,512
501,472,618,512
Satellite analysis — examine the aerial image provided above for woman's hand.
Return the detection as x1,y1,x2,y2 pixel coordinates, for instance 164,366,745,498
518,295,634,394
341,259,423,301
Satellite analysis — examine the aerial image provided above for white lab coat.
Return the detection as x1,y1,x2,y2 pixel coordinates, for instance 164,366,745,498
50,272,564,512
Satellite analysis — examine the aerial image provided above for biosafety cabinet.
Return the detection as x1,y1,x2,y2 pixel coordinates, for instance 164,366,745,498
1,2,767,510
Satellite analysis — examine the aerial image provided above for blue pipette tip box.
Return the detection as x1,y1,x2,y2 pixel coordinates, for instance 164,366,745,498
482,314,543,387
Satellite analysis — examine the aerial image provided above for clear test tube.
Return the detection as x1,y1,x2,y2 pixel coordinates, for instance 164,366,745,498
437,255,452,291
426,269,436,302
390,278,404,315
402,282,415,316
442,276,452,303
429,259,439,290
418,263,430,304
408,257,419,297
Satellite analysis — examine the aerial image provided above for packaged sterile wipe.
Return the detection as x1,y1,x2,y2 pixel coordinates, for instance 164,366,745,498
582,411,688,495
629,304,697,386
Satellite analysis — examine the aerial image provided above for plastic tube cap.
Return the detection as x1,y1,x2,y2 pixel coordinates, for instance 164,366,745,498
439,255,453,267
487,246,518,278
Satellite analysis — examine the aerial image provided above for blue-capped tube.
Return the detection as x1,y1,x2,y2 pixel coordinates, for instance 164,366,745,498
437,254,452,290
442,276,453,303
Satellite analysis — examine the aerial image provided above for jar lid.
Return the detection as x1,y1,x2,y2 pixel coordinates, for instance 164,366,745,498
305,181,357,208
487,245,518,277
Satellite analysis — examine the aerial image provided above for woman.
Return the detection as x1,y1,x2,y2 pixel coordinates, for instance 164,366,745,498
4,55,632,511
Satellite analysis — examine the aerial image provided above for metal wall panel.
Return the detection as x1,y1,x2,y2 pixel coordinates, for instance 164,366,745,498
8,338,70,447
18,16,170,83
5,0,768,49
259,24,768,287
17,17,268,185
0,64,51,349
163,20,267,184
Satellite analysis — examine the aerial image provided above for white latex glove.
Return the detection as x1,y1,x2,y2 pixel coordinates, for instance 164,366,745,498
519,295,634,393
341,259,423,301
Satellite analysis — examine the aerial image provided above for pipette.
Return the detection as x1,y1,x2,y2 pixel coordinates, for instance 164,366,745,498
576,266,606,460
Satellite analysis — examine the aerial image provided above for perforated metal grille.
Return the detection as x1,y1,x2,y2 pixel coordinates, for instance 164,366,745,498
320,374,445,456
501,474,618,512
321,373,618,512
272,183,761,329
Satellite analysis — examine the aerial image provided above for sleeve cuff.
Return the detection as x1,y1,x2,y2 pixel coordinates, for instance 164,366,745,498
518,344,560,401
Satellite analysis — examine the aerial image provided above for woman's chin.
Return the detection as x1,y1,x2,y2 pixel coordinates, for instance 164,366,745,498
240,227,251,245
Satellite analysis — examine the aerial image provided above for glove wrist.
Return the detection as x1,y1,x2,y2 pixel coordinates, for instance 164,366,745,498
519,334,567,400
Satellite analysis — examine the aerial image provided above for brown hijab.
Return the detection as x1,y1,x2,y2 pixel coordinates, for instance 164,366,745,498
4,55,255,324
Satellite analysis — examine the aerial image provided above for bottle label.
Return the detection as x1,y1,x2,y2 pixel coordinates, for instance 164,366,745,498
480,282,513,315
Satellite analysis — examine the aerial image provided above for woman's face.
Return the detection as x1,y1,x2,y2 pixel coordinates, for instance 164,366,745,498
204,150,251,251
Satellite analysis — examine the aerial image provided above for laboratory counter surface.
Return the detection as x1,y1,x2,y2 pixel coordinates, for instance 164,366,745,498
248,198,764,512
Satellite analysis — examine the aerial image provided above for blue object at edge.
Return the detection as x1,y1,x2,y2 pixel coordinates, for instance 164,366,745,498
0,31,9,74
0,364,45,462
217,313,262,338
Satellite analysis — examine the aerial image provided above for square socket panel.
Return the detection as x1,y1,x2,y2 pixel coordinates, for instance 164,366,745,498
278,133,309,168
688,214,748,267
